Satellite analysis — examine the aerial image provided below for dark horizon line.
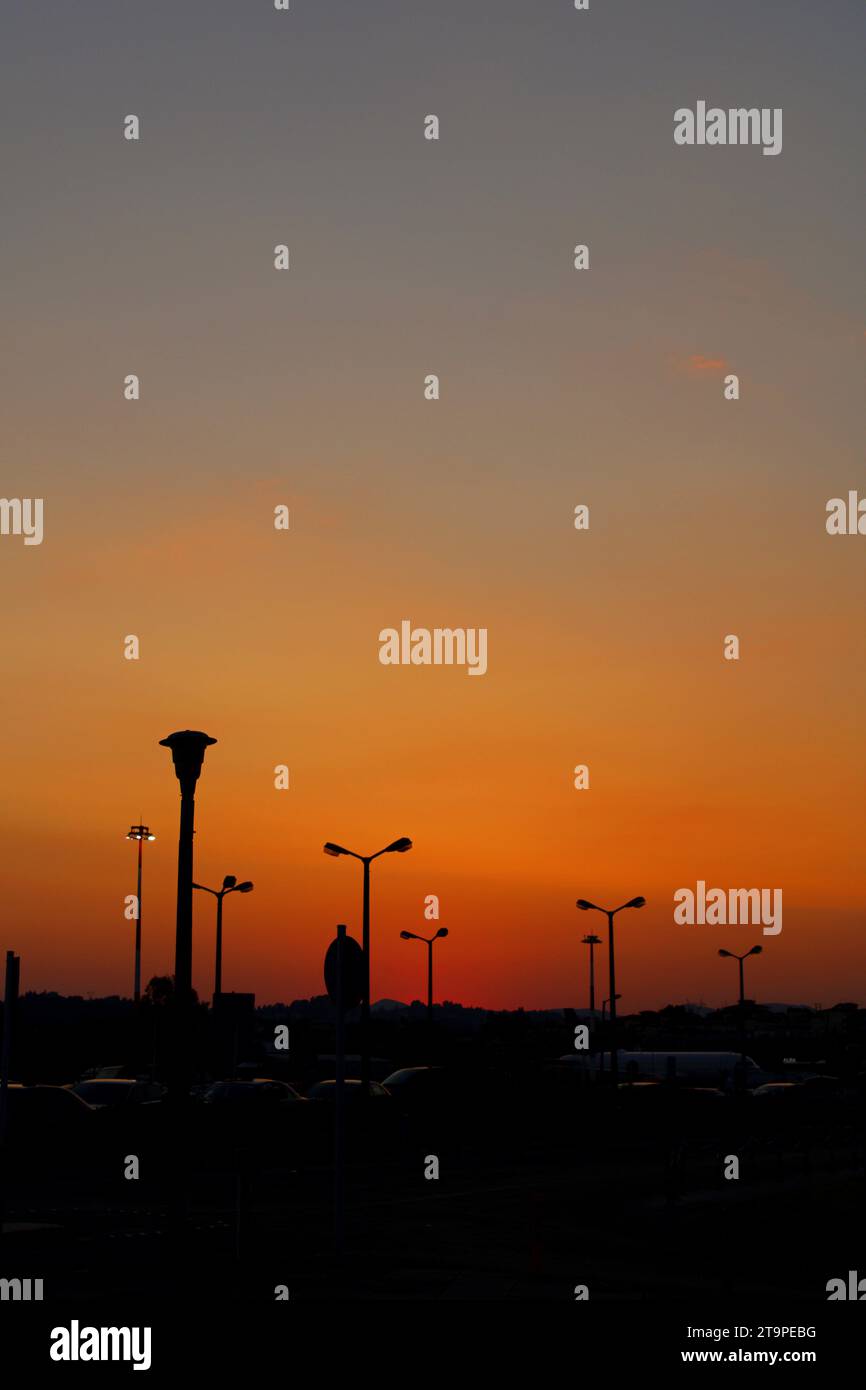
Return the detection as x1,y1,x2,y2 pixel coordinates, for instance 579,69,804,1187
9,988,864,1016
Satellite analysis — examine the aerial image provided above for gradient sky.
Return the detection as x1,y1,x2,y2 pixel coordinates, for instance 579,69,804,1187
2,1,864,1011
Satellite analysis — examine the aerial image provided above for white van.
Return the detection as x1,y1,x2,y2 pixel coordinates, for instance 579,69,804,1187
558,1050,771,1089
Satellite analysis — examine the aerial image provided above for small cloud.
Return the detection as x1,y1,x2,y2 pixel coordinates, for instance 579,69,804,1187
681,354,729,375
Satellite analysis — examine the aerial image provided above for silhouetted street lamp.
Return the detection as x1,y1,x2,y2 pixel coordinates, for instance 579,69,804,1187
581,933,602,1013
160,729,216,1100
193,875,254,1000
126,823,155,1004
577,896,645,1087
718,946,762,1006
719,945,763,1089
400,928,448,1029
323,838,412,1090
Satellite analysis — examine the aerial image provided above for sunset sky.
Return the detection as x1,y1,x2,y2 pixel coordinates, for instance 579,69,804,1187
2,0,864,1011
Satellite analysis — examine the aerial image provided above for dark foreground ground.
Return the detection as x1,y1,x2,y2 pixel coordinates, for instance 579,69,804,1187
3,1094,864,1304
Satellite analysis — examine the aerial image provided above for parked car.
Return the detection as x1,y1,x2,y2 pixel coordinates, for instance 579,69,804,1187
381,1067,445,1101
203,1078,305,1106
306,1079,391,1103
753,1076,842,1103
752,1083,800,1100
1,1084,95,1168
303,1079,395,1154
618,1081,727,1102
194,1078,310,1163
381,1065,519,1150
78,1065,129,1081
5,1082,95,1123
68,1078,166,1109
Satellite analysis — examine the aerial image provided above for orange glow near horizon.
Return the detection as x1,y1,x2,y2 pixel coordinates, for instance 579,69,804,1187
2,482,863,1011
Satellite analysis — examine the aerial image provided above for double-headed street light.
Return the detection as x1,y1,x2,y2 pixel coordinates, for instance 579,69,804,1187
126,824,155,1004
718,945,763,1007
576,896,646,1087
193,875,254,1000
400,928,448,1029
323,838,412,1091
719,945,763,1089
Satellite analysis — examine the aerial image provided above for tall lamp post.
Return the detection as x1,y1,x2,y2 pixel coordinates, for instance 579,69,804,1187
718,945,763,1089
718,945,762,1007
193,875,254,1000
400,928,448,1030
576,896,646,1088
160,729,216,1100
126,823,155,1004
581,932,602,1013
323,837,412,1091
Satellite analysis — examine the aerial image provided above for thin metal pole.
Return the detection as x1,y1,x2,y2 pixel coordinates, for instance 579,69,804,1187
0,951,21,1244
0,952,20,1140
607,912,618,1089
738,955,746,1089
427,938,435,1064
134,836,143,1004
335,925,346,1253
361,858,370,1094
215,891,224,999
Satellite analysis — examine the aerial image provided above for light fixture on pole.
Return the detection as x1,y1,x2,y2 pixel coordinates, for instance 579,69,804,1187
576,896,646,1087
323,838,412,1091
126,823,155,1004
718,944,763,1089
400,928,448,1030
193,875,254,1000
718,945,763,1007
